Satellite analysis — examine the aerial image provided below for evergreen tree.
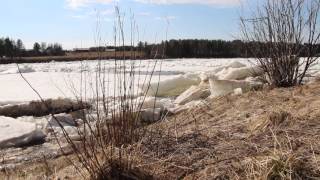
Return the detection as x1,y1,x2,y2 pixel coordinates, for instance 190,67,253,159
16,39,25,57
33,42,41,55
4,38,14,58
0,38,4,58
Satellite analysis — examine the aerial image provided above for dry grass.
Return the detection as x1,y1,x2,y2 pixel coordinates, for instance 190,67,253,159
0,154,78,180
134,82,320,179
2,83,320,179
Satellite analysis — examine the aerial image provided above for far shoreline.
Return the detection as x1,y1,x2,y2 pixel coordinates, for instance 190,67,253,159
0,51,146,64
0,51,253,65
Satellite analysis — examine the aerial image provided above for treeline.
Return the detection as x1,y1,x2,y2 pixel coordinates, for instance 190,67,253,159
2,37,319,59
31,42,64,57
163,39,246,58
0,37,65,58
139,39,320,58
138,39,247,58
82,39,320,59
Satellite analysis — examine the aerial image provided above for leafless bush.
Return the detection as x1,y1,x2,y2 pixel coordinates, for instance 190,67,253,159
241,0,320,87
18,6,166,179
61,8,163,179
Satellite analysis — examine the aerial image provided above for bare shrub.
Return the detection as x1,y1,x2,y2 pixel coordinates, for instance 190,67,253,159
241,0,320,87
17,6,166,180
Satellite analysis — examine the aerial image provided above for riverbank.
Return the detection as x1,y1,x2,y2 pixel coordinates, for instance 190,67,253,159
0,51,146,64
1,82,320,179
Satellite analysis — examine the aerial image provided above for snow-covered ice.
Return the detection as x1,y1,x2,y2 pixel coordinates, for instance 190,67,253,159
0,116,36,142
0,116,46,149
0,58,318,105
0,58,319,149
0,59,248,104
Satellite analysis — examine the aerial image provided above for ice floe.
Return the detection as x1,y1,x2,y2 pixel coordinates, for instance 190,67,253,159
0,116,46,149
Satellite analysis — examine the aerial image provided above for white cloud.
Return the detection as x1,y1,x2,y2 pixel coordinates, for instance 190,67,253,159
66,0,114,9
70,8,114,20
135,0,239,6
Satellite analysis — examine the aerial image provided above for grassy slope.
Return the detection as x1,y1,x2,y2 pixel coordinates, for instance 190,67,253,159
139,82,320,179
1,82,320,179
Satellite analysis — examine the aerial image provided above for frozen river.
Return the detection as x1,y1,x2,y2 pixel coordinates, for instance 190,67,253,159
0,58,318,106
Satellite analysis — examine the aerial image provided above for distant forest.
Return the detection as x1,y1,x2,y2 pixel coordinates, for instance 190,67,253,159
0,37,64,58
140,39,320,58
139,40,247,58
1,37,320,59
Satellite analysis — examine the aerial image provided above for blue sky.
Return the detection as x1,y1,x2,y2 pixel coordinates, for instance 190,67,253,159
0,0,243,49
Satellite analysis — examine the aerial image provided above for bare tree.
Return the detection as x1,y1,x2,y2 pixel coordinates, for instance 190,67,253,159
241,0,320,87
